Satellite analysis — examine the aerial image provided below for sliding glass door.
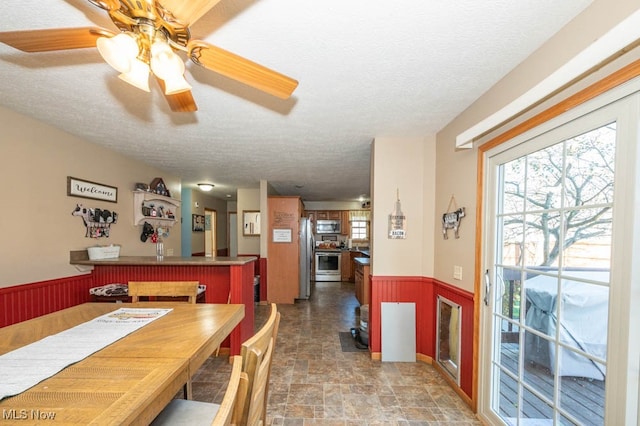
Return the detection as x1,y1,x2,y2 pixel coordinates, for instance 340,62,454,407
480,87,640,425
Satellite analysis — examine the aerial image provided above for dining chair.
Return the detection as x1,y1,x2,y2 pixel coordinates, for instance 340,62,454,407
244,337,275,426
151,355,245,426
127,281,200,303
233,303,280,425
153,305,279,426
128,280,200,399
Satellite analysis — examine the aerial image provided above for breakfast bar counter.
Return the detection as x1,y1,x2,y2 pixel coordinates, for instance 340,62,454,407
70,254,257,356
71,255,257,267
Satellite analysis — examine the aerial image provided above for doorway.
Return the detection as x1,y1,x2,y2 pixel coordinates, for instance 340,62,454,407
479,86,640,424
204,209,216,257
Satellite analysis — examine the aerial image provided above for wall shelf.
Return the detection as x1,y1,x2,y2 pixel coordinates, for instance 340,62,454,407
133,190,180,227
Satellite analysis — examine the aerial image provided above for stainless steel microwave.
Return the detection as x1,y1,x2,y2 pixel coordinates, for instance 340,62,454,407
316,219,341,234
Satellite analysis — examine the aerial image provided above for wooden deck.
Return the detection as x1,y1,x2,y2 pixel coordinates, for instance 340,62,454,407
498,343,605,425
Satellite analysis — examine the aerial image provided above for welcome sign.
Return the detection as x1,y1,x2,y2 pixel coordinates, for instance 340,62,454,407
67,176,118,203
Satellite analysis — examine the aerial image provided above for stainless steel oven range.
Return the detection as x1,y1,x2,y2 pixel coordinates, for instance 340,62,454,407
314,250,341,281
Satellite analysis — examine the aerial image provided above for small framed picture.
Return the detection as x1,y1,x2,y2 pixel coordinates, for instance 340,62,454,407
192,214,205,232
242,210,261,236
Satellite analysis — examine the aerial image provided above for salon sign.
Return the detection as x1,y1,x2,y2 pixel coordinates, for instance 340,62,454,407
67,176,118,203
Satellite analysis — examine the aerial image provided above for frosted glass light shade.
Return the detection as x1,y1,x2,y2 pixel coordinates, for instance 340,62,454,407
97,33,138,73
118,58,150,92
150,40,191,94
197,183,214,191
163,71,192,95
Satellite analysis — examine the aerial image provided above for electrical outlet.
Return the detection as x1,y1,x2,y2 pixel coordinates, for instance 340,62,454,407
166,248,174,256
453,265,463,280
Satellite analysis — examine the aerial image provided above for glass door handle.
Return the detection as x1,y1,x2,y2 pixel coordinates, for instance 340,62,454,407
483,269,491,306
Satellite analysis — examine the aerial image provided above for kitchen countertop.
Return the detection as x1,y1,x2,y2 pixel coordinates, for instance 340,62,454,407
354,257,370,266
344,248,370,257
70,255,257,266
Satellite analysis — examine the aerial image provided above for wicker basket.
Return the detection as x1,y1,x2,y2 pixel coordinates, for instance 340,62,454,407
87,245,121,260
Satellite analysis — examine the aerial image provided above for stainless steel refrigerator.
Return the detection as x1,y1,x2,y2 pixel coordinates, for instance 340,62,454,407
298,217,313,299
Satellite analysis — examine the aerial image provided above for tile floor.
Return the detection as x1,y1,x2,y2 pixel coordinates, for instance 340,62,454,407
191,280,481,425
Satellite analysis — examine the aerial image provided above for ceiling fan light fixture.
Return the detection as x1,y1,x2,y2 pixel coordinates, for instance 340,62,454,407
150,40,191,95
149,39,175,76
97,32,138,73
118,58,150,92
197,183,214,191
163,73,192,95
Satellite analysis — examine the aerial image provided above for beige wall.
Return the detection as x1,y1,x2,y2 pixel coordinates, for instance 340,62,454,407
260,180,279,257
237,187,260,255
304,201,362,211
190,189,228,254
433,0,640,292
0,106,181,288
371,137,436,277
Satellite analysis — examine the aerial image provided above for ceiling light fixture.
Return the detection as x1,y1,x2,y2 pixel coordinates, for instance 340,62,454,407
197,183,214,191
97,22,190,95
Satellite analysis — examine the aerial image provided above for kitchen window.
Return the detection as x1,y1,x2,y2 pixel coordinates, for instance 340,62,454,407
349,210,370,241
350,220,368,240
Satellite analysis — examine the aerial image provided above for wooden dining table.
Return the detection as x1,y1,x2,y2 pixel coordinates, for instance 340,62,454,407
0,302,244,425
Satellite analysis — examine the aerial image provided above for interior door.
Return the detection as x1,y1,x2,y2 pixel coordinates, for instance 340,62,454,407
205,209,216,257
479,90,640,425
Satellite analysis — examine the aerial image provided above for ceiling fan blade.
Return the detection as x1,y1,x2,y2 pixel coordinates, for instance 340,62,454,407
188,40,298,99
155,0,223,25
0,27,115,52
86,0,120,11
157,78,198,112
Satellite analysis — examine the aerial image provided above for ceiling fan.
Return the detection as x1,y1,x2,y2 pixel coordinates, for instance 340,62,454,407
0,0,299,112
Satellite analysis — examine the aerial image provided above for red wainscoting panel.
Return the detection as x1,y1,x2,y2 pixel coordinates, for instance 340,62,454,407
432,279,475,399
238,254,266,302
259,257,267,302
369,276,434,356
370,275,474,399
91,265,232,304
92,263,254,356
229,262,256,353
0,274,95,328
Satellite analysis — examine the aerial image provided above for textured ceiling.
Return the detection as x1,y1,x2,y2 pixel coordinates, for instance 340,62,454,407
0,0,592,202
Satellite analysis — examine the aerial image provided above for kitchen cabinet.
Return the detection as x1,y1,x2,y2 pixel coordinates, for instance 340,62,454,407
315,210,341,220
341,211,350,236
133,190,180,228
327,211,341,220
341,250,352,281
354,257,370,305
349,251,358,281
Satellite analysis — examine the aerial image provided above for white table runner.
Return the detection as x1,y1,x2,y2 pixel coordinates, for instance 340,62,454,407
0,307,172,400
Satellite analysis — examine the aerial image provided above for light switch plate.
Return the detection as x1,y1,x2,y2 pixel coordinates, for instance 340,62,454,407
453,265,463,280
